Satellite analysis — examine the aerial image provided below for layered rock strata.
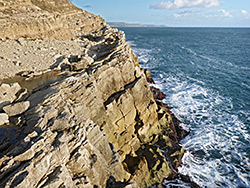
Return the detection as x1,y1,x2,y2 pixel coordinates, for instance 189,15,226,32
0,0,189,187
0,0,104,40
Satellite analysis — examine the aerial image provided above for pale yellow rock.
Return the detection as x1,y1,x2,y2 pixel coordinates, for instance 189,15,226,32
0,1,184,188
0,83,22,110
0,113,9,126
3,101,30,116
0,0,105,40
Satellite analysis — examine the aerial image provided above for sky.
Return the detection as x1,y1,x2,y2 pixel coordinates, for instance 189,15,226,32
71,0,250,27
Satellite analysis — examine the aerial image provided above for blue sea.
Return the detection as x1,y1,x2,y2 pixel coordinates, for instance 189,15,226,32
120,27,250,188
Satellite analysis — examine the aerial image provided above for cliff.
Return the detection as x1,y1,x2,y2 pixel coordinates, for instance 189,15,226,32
0,0,104,39
0,0,188,187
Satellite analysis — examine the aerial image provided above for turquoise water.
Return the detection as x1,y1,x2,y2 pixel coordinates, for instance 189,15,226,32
120,27,250,187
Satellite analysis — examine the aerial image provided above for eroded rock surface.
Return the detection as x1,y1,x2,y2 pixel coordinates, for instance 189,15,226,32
0,83,22,110
0,113,8,126
0,0,104,40
0,39,85,78
0,0,188,187
3,101,30,116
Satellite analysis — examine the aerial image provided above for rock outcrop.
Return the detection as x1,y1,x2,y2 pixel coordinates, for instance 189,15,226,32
0,0,104,40
0,0,189,187
0,113,8,126
0,83,22,110
3,101,30,116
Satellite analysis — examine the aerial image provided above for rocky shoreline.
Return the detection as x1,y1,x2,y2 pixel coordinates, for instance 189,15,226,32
143,70,200,187
1,0,198,187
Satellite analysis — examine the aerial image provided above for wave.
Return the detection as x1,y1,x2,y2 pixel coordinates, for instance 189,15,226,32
155,73,250,187
176,43,198,57
127,40,137,47
175,43,250,76
133,45,250,187
132,48,153,68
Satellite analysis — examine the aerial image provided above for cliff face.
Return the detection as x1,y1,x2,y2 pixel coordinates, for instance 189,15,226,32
0,1,186,187
0,0,104,39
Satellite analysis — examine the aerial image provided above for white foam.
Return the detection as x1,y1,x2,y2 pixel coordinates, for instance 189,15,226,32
133,48,153,66
127,40,136,47
176,43,198,57
161,75,250,187
131,43,250,187
155,75,249,187
190,61,195,65
241,82,250,89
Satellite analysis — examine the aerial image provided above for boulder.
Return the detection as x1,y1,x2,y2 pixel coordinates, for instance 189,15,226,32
3,101,30,117
0,113,9,126
0,83,22,110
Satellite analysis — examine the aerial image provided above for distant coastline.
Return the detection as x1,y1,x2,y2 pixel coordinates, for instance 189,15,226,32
108,22,170,28
108,23,250,29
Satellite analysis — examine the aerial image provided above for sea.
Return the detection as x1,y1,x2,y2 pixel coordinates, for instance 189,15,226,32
119,27,250,188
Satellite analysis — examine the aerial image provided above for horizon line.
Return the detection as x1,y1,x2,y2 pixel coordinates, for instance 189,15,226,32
107,22,250,28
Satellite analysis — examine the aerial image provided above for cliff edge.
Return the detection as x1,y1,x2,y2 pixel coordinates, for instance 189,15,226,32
0,0,189,187
0,0,104,39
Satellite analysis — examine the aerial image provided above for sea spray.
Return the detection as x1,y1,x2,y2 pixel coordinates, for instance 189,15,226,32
122,27,250,187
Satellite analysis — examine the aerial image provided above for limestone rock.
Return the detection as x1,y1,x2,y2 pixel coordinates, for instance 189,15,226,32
0,113,9,126
0,83,22,110
15,88,29,102
0,0,106,40
0,0,186,187
3,101,30,116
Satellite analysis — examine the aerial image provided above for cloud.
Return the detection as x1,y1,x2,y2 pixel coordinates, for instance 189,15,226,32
241,10,250,18
205,15,215,19
82,5,92,8
218,9,232,17
241,10,248,15
173,9,201,18
173,13,181,18
150,0,221,10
